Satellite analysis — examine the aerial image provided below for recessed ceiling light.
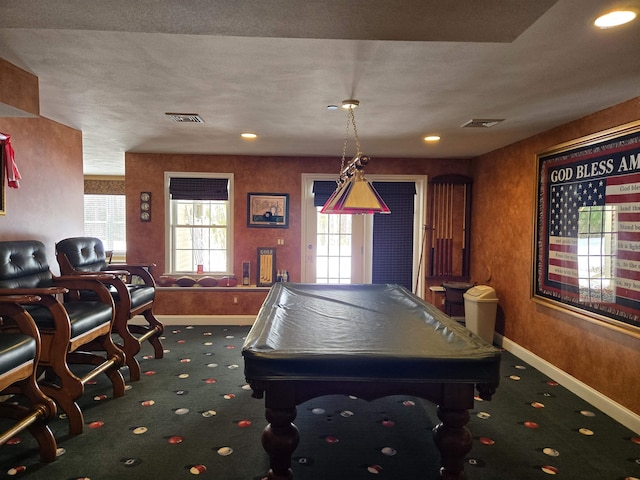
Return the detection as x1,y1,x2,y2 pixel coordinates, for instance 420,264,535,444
594,10,637,28
241,132,257,139
327,105,339,111
423,135,441,142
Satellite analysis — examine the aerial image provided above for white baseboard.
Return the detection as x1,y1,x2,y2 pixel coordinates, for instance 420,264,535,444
131,315,256,326
497,334,640,435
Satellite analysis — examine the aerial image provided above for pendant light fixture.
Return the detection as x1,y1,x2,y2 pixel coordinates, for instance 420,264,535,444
321,100,390,215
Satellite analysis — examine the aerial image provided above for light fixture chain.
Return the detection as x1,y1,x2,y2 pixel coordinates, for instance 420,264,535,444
350,107,362,154
340,110,350,177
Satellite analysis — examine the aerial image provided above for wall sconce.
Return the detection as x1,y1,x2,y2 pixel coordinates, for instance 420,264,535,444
140,191,151,221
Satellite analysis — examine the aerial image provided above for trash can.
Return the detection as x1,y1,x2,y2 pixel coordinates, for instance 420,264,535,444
463,285,499,343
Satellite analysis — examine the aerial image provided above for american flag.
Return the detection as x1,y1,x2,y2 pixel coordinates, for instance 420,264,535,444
549,179,606,238
547,172,640,306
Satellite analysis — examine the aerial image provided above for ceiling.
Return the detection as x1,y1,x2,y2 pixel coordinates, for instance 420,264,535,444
0,0,639,176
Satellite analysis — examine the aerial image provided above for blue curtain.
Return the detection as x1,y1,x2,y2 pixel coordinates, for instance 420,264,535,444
312,180,338,206
371,182,416,289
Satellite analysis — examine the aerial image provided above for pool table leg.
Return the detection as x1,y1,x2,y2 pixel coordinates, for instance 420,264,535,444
263,406,300,480
433,406,472,480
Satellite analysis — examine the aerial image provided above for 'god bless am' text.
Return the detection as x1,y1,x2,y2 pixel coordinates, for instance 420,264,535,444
549,151,640,183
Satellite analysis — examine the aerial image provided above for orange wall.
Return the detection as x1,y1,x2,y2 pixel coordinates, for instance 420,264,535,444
0,57,39,116
0,121,84,272
471,97,640,415
125,153,473,313
125,153,474,279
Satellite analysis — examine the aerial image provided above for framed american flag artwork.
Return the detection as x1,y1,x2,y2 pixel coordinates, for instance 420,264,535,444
533,120,640,335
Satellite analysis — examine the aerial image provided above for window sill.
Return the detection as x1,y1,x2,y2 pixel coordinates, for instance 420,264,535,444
156,285,271,291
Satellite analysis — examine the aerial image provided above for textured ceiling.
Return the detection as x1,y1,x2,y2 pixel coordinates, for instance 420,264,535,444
0,0,639,175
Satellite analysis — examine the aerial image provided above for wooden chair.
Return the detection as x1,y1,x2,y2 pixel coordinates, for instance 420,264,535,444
0,240,126,435
0,295,57,462
56,237,164,382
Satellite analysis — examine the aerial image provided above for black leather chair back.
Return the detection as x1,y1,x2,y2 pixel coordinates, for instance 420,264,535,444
0,241,54,289
56,237,109,272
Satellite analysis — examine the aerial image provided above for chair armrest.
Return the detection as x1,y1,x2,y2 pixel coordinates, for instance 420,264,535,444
0,286,69,296
98,269,130,277
56,271,133,307
62,269,128,277
0,289,72,338
0,295,42,304
110,263,157,269
107,264,156,287
54,273,116,281
0,295,42,339
52,275,116,307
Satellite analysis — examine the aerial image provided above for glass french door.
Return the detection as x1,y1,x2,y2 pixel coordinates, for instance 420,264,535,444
310,209,366,283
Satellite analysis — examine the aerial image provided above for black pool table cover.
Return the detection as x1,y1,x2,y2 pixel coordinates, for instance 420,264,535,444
242,283,502,384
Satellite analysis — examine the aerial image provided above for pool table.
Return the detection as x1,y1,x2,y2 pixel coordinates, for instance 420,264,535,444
242,283,501,480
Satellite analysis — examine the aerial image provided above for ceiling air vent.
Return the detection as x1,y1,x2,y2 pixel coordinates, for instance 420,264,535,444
165,113,205,123
461,118,504,128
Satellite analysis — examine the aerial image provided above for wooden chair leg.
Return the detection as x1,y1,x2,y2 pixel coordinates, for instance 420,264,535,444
37,351,85,435
0,402,58,462
28,416,58,463
25,379,57,462
40,330,125,434
99,330,126,396
115,330,141,382
132,308,164,359
39,381,84,436
23,374,57,462
0,375,58,462
120,340,142,383
68,341,126,398
111,309,142,382
125,309,165,381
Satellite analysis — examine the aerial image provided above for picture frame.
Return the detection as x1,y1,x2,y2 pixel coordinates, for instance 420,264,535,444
247,193,289,228
532,120,640,334
257,247,276,287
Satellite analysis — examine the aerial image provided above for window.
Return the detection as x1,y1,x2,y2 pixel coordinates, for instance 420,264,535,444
165,173,234,275
316,212,355,284
84,194,126,256
309,179,365,284
577,205,617,303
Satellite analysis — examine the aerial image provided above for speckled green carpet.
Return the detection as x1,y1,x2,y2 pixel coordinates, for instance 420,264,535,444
0,325,638,479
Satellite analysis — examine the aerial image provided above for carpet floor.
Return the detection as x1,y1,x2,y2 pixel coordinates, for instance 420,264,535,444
0,325,638,479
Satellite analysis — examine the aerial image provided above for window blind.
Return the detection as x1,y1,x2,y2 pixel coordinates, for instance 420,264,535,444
169,177,229,200
312,180,338,207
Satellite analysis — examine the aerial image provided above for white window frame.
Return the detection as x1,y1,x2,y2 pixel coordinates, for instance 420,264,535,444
164,172,234,275
83,193,127,260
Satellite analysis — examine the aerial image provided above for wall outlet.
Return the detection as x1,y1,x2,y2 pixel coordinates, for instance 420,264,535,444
277,238,285,245
232,295,239,304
